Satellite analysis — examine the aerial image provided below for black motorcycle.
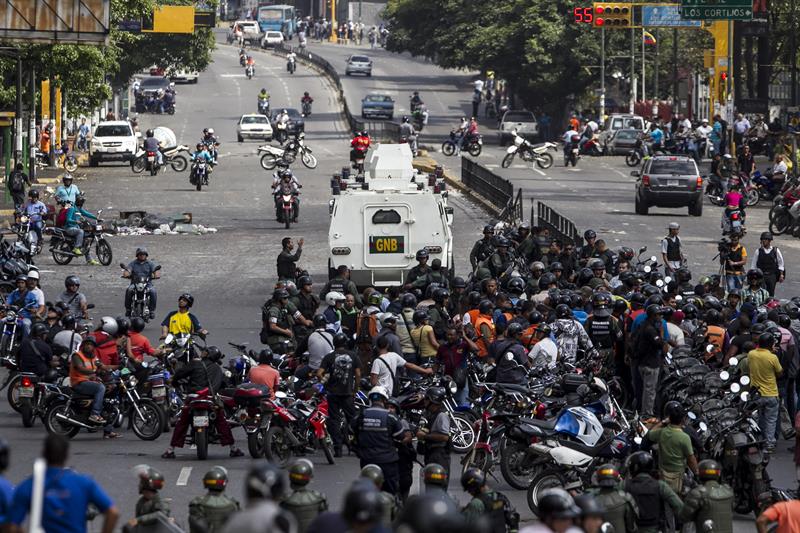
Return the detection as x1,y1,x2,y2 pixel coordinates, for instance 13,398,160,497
48,217,113,266
120,263,161,322
189,159,210,192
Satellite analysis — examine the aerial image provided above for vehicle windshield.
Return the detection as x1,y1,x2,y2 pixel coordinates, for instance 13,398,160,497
242,116,268,124
365,95,391,102
140,78,168,88
286,109,301,118
614,130,638,140
648,161,697,175
504,112,535,122
94,125,132,137
351,56,370,63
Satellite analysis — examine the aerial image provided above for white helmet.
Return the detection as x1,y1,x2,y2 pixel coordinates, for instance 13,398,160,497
368,385,389,401
207,128,214,135
98,316,119,336
325,291,345,306
26,269,39,280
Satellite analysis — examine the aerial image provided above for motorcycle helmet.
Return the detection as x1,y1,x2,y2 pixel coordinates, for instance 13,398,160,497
402,116,409,123
297,275,312,288
538,488,581,519
644,294,663,307
205,346,223,363
273,288,290,301
644,304,662,319
203,467,229,492
359,464,384,489
420,464,449,490
245,462,287,501
368,385,389,402
137,466,165,493
612,299,629,314
663,400,685,423
395,492,465,533
325,291,345,306
697,459,722,482
478,300,494,315
136,247,149,257
618,247,634,261
747,268,764,281
555,304,572,319
146,129,154,138
61,314,76,330
595,464,621,488
589,258,605,271
343,480,382,525
28,189,39,199
65,275,80,288
196,143,203,151
75,194,85,207
577,268,594,287
179,293,194,307
98,316,118,336
531,261,546,274
626,451,655,476
584,229,597,240
62,173,73,182
703,295,723,311
433,288,450,304
413,310,429,325
313,314,327,328
207,128,214,135
705,308,722,325
575,493,605,517
760,231,774,241
115,316,130,336
333,332,349,348
26,269,39,281
401,293,417,309
257,348,273,365
30,322,48,338
495,236,510,248
202,128,208,135
528,310,543,325
289,459,314,488
425,387,446,404
549,261,563,273
130,316,146,334
506,322,524,337
681,303,699,320
758,332,775,348
539,272,557,290
460,467,486,495
507,277,525,295
451,276,466,289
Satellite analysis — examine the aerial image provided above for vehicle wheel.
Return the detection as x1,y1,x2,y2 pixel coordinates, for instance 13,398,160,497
64,159,78,173
150,165,157,176
195,429,208,460
746,189,760,207
707,188,724,206
52,241,74,265
501,153,515,168
527,468,568,517
625,153,640,167
770,213,792,235
129,400,163,441
461,447,491,475
89,156,99,167
6,374,22,412
44,402,80,438
468,143,482,157
301,152,318,169
261,153,278,170
450,413,476,454
635,195,649,216
247,431,265,458
689,196,703,217
319,436,335,465
96,240,113,266
237,135,243,143
284,215,291,229
264,426,293,467
536,153,554,170
500,441,542,490
170,155,188,172
131,157,146,173
441,141,456,157
196,182,202,191
20,399,34,427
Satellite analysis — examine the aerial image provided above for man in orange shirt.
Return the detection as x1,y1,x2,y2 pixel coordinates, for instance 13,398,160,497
126,317,162,362
757,500,800,532
248,348,280,398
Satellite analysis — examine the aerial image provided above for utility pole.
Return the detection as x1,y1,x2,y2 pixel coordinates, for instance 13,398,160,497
14,55,22,165
601,26,606,120
28,66,35,181
792,0,797,105
630,25,636,113
642,27,646,102
329,0,337,42
673,29,679,116
653,28,659,116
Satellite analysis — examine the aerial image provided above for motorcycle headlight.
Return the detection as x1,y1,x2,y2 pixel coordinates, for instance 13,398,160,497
19,216,28,223
135,283,146,291
176,337,189,347
448,381,457,394
127,376,138,387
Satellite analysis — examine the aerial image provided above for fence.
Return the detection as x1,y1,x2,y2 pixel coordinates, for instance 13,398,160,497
275,44,400,142
532,200,584,248
461,156,515,215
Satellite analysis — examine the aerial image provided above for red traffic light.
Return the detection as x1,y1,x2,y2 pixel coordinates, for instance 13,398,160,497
596,6,604,13
720,72,728,81
596,17,605,25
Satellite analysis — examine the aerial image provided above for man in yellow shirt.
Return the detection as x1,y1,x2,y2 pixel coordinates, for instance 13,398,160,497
160,293,208,339
748,332,783,452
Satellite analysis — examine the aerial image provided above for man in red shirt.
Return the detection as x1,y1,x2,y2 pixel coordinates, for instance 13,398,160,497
93,317,122,370
248,348,280,398
126,317,162,362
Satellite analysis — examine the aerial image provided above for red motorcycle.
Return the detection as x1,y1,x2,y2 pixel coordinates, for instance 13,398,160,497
228,383,274,458
183,388,225,460
145,151,160,176
264,387,335,467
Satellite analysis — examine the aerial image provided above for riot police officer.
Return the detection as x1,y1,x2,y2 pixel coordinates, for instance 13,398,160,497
360,464,397,528
470,225,495,271
263,289,295,351
680,459,734,533
221,463,296,533
188,467,240,533
536,488,582,533
460,467,519,533
319,265,361,307
428,288,452,340
280,459,328,533
417,387,451,482
126,466,170,533
584,293,622,366
588,463,638,533
353,386,403,494
488,237,513,279
422,463,451,497
624,451,684,533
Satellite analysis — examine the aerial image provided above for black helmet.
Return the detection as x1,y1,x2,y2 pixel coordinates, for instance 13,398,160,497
613,299,628,314
644,294,663,307
413,309,429,325
682,303,699,319
507,277,525,295
205,346,223,363
75,194,85,206
30,322,48,338
61,314,77,330
483,224,494,234
584,229,597,240
555,304,572,318
289,458,314,488
626,451,655,476
538,488,581,519
506,322,524,337
460,467,486,494
478,300,493,316
333,332,349,348
401,293,417,309
676,267,692,283
203,467,228,492
549,261,563,272
416,249,429,260
433,288,450,304
425,386,446,404
138,466,165,493
130,316,146,333
257,348,274,365
575,493,605,517
663,400,685,423
273,288,290,300
402,116,409,123
179,293,194,307
146,129,154,137
528,310,543,324
645,304,663,319
595,463,621,488
297,275,312,288
343,480,382,525
115,316,130,336
577,268,594,287
758,332,775,348
313,314,327,328
395,493,466,533
423,463,449,488
452,276,466,289
698,459,722,481
747,268,764,280
65,275,80,288
135,247,149,257
618,246,634,260
538,272,557,290
704,295,723,311
705,308,722,325
359,464,384,489
589,258,605,271
246,462,287,501
28,189,39,198
630,292,646,309
495,236,509,248
760,231,774,241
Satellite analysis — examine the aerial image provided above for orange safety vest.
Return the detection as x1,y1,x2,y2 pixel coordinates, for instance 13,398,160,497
466,308,480,326
521,324,540,349
705,325,726,360
474,314,495,358
69,351,96,387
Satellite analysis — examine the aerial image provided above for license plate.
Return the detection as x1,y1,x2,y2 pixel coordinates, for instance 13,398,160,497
18,386,33,398
572,148,579,154
193,416,209,427
147,156,155,162
369,236,404,254
108,148,118,153
668,180,679,187
152,387,166,400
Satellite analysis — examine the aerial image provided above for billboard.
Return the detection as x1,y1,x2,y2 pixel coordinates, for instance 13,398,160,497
0,0,110,44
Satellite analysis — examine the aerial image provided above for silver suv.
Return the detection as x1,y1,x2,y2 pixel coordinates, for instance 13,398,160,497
633,155,703,216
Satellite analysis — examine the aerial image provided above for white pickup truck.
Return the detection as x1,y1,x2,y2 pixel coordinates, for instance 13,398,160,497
227,20,262,46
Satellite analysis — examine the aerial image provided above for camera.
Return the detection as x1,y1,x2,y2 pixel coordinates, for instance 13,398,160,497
717,238,731,264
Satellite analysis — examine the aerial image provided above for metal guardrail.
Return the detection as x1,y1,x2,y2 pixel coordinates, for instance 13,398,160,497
275,44,400,142
533,201,584,247
461,156,514,214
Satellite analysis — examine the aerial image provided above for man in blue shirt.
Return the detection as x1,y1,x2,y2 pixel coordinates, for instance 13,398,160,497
648,123,664,153
54,174,80,205
0,439,13,526
23,189,47,249
124,247,160,319
77,119,90,150
64,195,98,262
8,434,119,533
7,274,38,336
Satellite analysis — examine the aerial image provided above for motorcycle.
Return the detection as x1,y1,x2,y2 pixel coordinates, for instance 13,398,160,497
625,138,645,167
501,130,555,169
120,263,161,322
301,100,312,117
275,191,299,229
21,374,67,428
258,98,270,116
722,206,746,235
412,106,428,132
259,145,294,170
351,146,368,175
182,388,220,460
201,139,219,164
245,64,254,79
163,332,205,369
283,133,318,169
228,380,274,458
12,212,40,262
131,145,189,174
189,158,210,191
48,216,113,266
264,385,335,467
442,131,483,157
145,150,160,176
564,135,580,167
287,58,296,74
579,136,603,157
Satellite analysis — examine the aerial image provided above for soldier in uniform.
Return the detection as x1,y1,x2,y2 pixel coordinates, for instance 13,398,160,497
387,397,416,502
125,466,170,533
188,467,240,533
584,293,622,368
319,265,361,307
263,289,295,352
588,463,638,533
291,276,319,342
487,237,513,279
359,464,397,528
680,459,734,533
276,237,304,281
425,258,449,289
513,222,541,263
422,463,451,498
405,249,432,289
428,288,452,341
280,459,328,533
417,387,451,482
460,467,519,533
624,451,684,533
470,225,495,271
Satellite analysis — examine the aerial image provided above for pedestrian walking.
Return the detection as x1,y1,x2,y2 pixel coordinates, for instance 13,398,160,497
316,332,362,457
6,163,30,210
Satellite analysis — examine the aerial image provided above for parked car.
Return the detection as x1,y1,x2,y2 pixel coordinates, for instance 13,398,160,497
270,108,305,135
237,114,274,142
137,76,171,98
361,93,394,119
262,31,284,47
606,128,640,155
169,69,199,84
600,113,645,152
89,121,139,166
498,110,539,146
346,55,373,76
633,155,703,216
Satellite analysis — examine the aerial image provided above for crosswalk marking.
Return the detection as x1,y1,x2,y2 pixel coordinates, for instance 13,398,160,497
177,467,192,486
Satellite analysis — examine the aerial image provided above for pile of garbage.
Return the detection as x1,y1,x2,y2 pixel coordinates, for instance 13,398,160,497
111,211,218,236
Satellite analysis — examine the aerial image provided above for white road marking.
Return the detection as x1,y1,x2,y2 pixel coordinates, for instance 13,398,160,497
534,169,546,176
220,74,248,78
177,467,192,486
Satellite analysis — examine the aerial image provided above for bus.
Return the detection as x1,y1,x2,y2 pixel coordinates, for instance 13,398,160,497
257,4,296,38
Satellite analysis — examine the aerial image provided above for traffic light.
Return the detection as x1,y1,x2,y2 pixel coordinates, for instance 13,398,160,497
593,3,632,27
718,71,728,102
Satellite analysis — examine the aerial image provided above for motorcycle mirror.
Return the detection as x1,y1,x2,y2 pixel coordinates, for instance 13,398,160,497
638,246,647,254
730,382,741,393
154,265,162,271
740,391,749,402
728,357,738,367
119,263,127,269
644,265,652,273
650,255,657,263
706,345,715,353
687,411,696,420
702,519,714,532
699,421,708,432
740,375,750,386
633,436,643,445
275,391,288,399
600,523,616,533
719,370,730,381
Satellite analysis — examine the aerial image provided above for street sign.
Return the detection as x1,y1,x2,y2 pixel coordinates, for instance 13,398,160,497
642,5,701,26
680,0,753,20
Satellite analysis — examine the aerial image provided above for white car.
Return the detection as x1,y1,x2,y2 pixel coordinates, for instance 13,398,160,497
262,31,284,48
89,121,139,166
237,114,273,142
169,69,199,84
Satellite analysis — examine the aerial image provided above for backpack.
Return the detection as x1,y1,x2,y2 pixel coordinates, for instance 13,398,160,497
8,171,24,193
55,207,68,228
330,352,353,386
355,312,379,361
